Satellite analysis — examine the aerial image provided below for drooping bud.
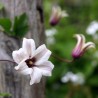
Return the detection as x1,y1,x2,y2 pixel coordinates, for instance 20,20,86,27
49,5,68,26
72,34,95,59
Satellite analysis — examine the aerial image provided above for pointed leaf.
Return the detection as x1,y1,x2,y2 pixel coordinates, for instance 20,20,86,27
13,13,29,38
0,18,12,31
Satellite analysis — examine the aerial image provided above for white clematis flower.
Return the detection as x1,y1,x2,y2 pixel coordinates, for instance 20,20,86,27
12,38,54,85
72,34,95,59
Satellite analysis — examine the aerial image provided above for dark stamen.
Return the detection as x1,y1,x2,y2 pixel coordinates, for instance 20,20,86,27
25,58,36,68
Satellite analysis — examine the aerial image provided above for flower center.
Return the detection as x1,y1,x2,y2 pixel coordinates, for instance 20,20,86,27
29,61,33,65
25,58,36,68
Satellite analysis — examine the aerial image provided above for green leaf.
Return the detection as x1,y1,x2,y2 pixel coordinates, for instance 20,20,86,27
0,18,12,31
0,93,11,97
13,13,29,38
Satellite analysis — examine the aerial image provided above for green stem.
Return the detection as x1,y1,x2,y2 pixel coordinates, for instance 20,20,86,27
51,53,74,63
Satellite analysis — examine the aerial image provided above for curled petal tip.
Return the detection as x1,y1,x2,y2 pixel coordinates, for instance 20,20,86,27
61,11,68,17
83,42,95,50
89,43,95,48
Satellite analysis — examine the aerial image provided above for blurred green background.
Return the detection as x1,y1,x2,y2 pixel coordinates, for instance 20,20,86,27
43,0,98,98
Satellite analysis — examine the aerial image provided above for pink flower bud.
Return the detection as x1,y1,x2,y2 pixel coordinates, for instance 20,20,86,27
49,6,68,26
72,34,95,59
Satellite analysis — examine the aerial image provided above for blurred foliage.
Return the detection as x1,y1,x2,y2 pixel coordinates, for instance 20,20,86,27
0,3,4,10
0,13,29,38
0,93,11,97
44,0,98,98
13,13,29,38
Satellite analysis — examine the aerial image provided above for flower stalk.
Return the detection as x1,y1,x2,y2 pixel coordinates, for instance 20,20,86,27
0,59,16,64
51,53,74,63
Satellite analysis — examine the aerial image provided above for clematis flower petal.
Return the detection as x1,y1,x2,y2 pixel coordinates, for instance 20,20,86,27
49,6,61,26
18,68,32,75
30,67,42,85
72,34,84,59
12,48,28,64
35,49,51,65
34,44,51,62
15,60,32,75
61,11,68,17
74,34,85,50
37,61,54,76
15,60,28,71
82,42,95,51
22,38,36,57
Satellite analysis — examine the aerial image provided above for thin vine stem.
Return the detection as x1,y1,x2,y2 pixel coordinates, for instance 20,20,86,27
51,53,74,63
0,60,16,64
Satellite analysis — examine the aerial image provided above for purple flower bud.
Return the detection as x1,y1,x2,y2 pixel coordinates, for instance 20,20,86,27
72,34,95,59
49,5,68,26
